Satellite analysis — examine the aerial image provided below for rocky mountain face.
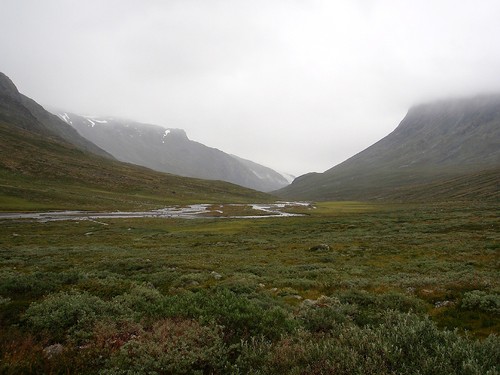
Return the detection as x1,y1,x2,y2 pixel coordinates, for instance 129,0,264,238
0,72,111,158
277,95,500,201
53,111,291,192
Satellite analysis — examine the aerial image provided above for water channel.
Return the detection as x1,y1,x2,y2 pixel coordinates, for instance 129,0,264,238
0,202,312,222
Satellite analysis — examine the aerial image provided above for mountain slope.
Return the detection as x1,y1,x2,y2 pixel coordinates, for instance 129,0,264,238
51,111,290,192
277,95,500,201
0,73,272,211
0,72,111,158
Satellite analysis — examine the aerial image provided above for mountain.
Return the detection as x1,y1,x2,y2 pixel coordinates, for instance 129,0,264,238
277,94,500,201
0,72,272,211
0,72,111,158
50,111,291,192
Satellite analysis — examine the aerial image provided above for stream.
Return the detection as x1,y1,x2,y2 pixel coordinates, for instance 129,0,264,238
0,202,312,222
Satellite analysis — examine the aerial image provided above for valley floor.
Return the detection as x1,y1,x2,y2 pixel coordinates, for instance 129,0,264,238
0,201,498,374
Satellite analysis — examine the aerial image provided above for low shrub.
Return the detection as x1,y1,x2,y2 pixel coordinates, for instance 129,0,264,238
159,289,297,341
24,290,127,342
235,311,500,375
101,319,228,375
298,296,357,333
112,283,163,320
0,271,81,298
461,290,500,314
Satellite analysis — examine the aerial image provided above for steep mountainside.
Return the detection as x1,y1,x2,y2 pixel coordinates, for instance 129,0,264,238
0,72,111,158
277,95,500,201
0,72,272,211
52,111,290,192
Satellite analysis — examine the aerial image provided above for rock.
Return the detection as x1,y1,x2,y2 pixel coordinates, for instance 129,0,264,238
210,271,222,280
406,287,416,294
43,344,64,359
435,300,455,308
302,299,315,307
309,244,331,251
301,295,340,308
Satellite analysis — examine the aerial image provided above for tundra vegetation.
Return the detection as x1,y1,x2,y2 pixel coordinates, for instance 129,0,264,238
0,201,498,374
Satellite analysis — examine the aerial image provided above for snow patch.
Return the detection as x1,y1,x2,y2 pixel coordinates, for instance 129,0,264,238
162,129,171,144
250,169,267,180
278,171,295,184
58,113,72,124
84,116,108,124
86,118,95,127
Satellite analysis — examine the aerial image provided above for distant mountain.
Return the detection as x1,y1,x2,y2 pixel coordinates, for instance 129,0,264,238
0,72,111,158
51,111,291,192
0,72,273,211
277,95,500,201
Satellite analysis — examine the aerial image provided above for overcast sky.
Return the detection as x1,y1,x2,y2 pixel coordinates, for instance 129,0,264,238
2,0,500,176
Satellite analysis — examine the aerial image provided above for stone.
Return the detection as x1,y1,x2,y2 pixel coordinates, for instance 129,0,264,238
309,244,331,251
43,344,64,359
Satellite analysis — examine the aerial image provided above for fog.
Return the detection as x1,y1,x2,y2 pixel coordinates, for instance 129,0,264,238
2,0,500,176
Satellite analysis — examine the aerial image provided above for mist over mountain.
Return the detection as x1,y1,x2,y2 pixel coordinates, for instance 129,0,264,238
51,111,291,192
277,94,500,201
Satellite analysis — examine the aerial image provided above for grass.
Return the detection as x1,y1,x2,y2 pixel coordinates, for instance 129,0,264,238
0,200,498,373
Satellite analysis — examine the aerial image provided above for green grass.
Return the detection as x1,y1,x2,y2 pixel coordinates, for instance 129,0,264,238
0,201,498,373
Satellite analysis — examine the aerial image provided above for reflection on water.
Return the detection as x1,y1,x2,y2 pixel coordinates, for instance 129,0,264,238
0,202,311,222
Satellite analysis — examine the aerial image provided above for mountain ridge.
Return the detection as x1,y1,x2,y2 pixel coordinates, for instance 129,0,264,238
52,111,291,192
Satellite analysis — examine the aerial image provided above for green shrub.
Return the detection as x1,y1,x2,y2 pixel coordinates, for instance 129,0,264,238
112,283,163,319
298,296,357,333
76,274,132,299
159,289,297,341
24,290,127,341
234,312,500,375
376,291,427,314
0,271,81,298
461,291,500,314
101,319,227,375
0,296,10,305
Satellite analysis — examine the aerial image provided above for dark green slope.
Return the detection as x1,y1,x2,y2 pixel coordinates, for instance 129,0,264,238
277,95,500,201
0,72,112,158
0,73,272,211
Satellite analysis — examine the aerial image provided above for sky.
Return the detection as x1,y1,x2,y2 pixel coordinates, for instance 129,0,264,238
2,0,500,176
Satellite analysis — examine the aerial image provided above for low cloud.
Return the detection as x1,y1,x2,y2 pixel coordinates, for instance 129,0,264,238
2,0,500,175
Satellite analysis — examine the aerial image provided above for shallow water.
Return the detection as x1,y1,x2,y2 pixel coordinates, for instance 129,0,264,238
0,202,311,222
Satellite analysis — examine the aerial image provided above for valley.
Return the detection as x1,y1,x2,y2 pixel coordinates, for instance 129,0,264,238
0,201,498,373
0,71,499,373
